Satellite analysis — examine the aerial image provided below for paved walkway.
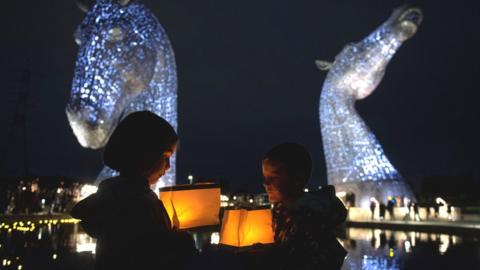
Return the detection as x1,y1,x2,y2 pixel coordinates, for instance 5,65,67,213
347,219,480,235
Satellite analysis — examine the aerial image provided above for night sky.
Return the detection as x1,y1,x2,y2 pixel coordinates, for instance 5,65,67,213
0,0,479,193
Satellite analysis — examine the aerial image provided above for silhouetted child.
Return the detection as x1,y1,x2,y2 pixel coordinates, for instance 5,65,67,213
71,111,196,270
262,143,347,270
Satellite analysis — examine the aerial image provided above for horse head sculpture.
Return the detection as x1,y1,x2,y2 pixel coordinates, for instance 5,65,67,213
317,6,422,207
67,0,177,188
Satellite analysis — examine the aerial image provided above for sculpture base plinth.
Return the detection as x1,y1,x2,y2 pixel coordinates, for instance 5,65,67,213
333,180,415,208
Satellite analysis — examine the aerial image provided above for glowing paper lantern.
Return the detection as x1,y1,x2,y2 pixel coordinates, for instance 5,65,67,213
219,208,274,247
159,183,220,229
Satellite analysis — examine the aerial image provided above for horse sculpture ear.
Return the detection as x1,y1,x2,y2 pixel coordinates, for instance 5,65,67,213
75,0,95,13
315,60,332,71
117,0,131,5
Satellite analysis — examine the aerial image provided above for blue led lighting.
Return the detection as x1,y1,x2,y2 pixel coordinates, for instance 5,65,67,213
318,6,422,204
66,0,177,188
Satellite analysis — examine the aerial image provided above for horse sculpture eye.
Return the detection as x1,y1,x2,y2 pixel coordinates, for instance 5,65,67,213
75,36,82,46
74,30,83,46
106,27,124,42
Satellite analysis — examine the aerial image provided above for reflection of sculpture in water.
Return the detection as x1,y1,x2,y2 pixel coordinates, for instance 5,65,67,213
317,5,422,207
66,0,177,189
342,228,460,269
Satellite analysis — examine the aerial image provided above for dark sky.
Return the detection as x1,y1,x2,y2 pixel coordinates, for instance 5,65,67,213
0,0,479,192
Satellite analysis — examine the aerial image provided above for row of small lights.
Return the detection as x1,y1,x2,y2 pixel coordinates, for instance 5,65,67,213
0,218,80,234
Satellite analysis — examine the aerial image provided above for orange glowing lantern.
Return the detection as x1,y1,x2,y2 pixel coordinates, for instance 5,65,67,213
159,183,220,229
219,208,274,247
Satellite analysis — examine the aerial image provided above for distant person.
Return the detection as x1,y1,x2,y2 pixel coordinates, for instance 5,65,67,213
14,180,25,214
386,199,394,219
433,201,441,218
370,199,377,220
447,204,453,220
407,201,413,220
23,182,34,214
71,111,196,270
345,192,355,207
349,192,356,207
413,203,420,221
426,204,431,220
53,181,65,213
379,203,386,220
262,143,347,269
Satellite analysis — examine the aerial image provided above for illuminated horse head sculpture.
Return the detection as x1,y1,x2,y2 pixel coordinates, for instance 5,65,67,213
67,0,177,188
317,6,422,207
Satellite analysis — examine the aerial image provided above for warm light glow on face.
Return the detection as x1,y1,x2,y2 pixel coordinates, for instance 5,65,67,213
148,147,176,186
262,159,302,203
159,184,220,229
219,208,274,247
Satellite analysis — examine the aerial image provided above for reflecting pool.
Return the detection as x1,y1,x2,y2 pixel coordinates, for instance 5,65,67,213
341,228,480,270
0,217,478,269
0,218,95,270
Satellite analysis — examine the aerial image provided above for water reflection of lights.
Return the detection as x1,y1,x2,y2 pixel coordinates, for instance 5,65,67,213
360,255,399,270
343,228,474,270
438,234,450,255
0,217,475,269
210,232,220,245
404,240,411,253
76,233,97,254
77,243,97,254
349,228,460,255
409,232,416,247
0,217,92,269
